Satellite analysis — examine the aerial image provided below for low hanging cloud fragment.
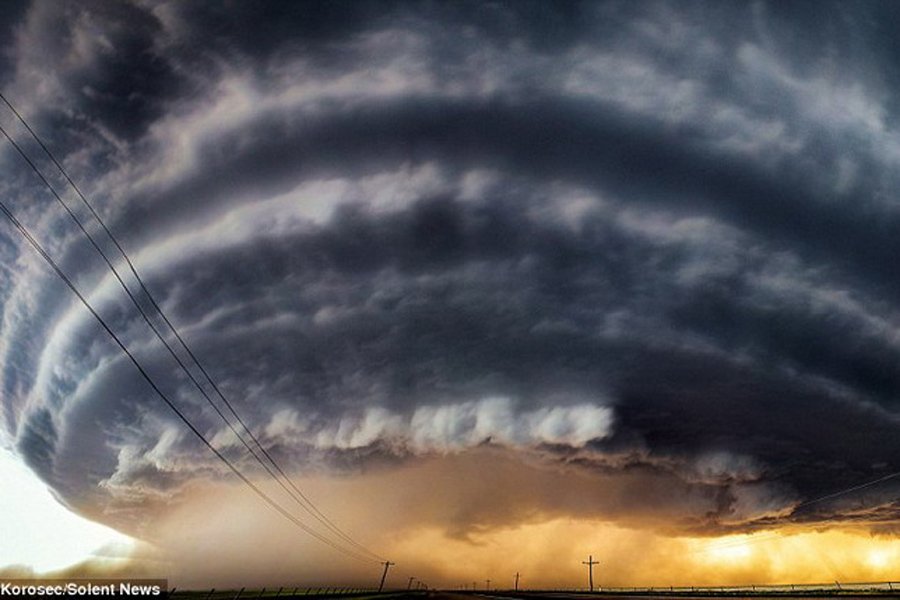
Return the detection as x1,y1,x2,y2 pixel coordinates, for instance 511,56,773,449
263,397,613,453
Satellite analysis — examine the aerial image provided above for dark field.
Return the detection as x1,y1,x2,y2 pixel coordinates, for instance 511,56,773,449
169,590,900,600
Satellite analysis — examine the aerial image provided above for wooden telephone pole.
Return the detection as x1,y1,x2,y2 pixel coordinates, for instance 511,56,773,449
378,561,395,592
514,572,520,591
582,555,599,592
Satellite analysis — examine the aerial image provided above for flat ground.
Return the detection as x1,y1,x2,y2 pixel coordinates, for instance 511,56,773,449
171,590,898,600
400,592,899,600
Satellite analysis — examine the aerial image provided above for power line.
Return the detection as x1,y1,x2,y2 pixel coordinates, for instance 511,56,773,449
792,471,900,512
581,555,599,592
0,91,385,562
696,470,900,555
0,194,376,564
378,561,395,592
0,123,383,563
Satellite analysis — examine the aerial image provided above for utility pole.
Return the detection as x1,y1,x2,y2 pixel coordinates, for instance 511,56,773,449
407,577,415,590
582,555,599,592
515,572,520,591
378,561,395,592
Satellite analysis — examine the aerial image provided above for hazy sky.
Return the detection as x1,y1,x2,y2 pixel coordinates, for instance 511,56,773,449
1,0,900,588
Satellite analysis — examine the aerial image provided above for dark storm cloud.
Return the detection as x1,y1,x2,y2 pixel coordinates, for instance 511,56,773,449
1,0,900,538
4,0,182,147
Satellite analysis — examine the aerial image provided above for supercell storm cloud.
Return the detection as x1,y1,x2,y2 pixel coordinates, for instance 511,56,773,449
2,0,900,544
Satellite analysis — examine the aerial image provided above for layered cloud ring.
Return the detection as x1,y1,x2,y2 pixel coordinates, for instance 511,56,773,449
1,1,899,539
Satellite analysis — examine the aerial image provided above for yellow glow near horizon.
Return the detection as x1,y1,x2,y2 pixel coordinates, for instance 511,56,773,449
0,448,135,573
867,550,887,569
379,519,900,587
702,536,754,564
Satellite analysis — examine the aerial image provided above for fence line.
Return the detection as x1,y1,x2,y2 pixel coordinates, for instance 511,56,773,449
456,580,900,595
173,580,900,597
